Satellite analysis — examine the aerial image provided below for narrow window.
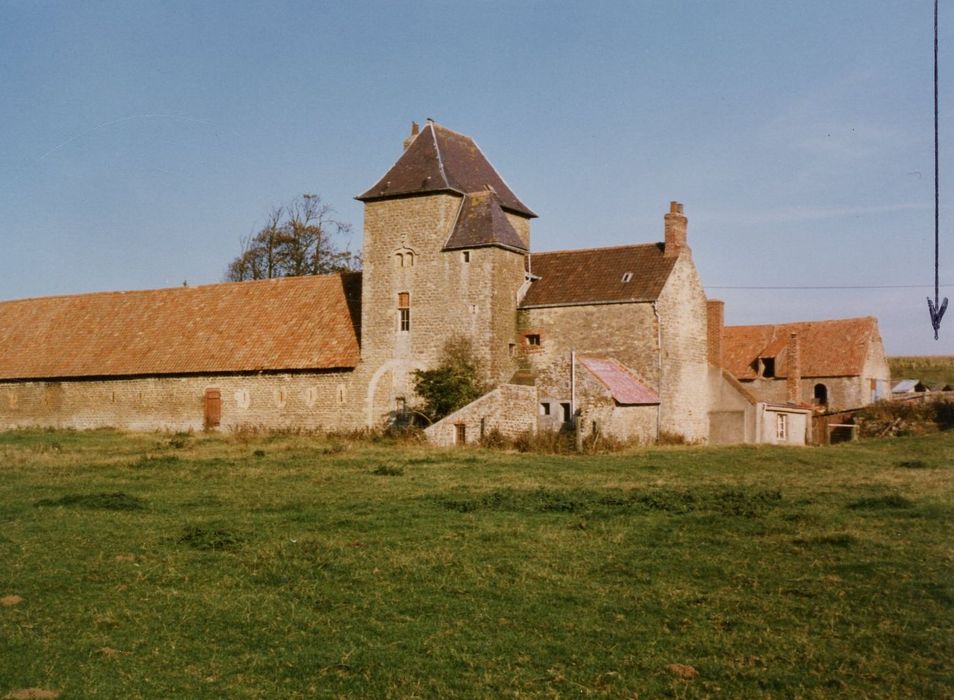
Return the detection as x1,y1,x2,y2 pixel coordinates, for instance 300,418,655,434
398,292,410,332
621,272,633,283
455,423,466,445
776,413,788,440
508,342,516,357
560,402,571,422
480,417,487,439
462,251,471,263
396,252,404,267
761,357,775,378
395,397,406,418
540,402,551,416
407,251,414,266
526,334,541,347
814,383,828,407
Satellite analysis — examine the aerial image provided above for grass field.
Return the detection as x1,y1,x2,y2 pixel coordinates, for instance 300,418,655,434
889,356,954,386
1,429,951,698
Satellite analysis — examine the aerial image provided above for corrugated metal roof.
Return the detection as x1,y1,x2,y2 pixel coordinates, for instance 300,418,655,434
0,274,361,380
722,317,880,380
519,244,676,308
443,191,527,252
357,122,536,218
578,355,660,405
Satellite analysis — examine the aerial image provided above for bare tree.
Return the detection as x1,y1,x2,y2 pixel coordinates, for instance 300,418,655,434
225,194,360,281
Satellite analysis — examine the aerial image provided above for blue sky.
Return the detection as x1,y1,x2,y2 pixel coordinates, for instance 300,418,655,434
1,1,949,355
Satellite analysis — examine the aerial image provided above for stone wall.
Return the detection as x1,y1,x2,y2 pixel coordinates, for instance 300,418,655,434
655,254,709,441
358,196,529,426
425,384,538,446
0,371,358,432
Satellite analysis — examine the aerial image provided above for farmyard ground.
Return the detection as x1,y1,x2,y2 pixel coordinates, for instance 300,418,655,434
0,429,951,698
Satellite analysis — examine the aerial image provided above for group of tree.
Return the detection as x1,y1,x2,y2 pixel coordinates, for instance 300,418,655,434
225,194,360,281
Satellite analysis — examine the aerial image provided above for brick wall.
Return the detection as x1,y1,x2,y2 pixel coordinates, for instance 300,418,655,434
0,371,358,432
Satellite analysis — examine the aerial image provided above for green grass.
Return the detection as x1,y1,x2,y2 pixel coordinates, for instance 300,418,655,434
889,355,954,386
0,429,951,698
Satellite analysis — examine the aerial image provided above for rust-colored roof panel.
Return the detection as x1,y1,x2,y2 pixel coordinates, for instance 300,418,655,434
579,355,659,405
357,122,536,218
520,243,676,307
0,274,361,380
443,191,527,252
723,317,879,379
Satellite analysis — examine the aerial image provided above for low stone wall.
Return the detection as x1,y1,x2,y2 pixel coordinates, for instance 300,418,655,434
0,371,357,432
425,384,538,447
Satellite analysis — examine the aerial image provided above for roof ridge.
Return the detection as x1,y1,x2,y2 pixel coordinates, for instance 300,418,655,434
532,242,663,256
0,272,353,306
427,122,451,189
725,316,876,331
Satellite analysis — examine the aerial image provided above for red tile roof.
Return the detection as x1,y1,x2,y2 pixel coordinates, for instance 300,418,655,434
520,244,676,308
0,274,361,380
579,356,660,405
356,122,536,218
722,317,880,380
443,191,527,252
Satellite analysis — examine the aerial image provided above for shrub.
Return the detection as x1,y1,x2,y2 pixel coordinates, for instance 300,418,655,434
413,335,487,421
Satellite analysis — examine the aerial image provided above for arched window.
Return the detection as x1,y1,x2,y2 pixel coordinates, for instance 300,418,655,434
814,383,828,407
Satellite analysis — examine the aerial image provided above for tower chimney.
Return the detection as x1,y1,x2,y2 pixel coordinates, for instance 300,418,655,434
664,201,689,257
707,299,725,367
403,121,420,150
786,332,802,404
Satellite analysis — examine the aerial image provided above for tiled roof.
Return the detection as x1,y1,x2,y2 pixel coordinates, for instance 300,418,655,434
356,122,536,218
443,191,527,252
578,355,660,405
722,317,880,380
0,274,361,380
519,244,676,308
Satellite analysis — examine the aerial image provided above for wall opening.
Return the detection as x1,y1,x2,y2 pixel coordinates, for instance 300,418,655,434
560,402,571,422
814,383,828,407
204,388,221,430
760,357,775,378
776,413,788,440
398,292,410,332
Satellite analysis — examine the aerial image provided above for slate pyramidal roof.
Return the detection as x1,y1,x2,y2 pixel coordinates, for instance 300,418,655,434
722,316,881,380
0,274,362,381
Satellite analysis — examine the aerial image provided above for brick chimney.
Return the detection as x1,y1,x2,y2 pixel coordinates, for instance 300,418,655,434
706,299,725,367
402,121,420,150
786,332,802,404
663,201,689,257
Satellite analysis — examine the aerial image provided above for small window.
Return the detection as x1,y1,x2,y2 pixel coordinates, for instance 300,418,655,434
776,413,788,440
462,251,471,263
508,342,516,357
526,334,541,346
398,292,410,332
540,402,551,416
560,402,571,422
395,397,406,417
761,357,775,378
814,383,828,407
621,272,633,283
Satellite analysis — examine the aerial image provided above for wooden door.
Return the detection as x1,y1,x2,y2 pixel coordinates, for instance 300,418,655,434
204,388,221,430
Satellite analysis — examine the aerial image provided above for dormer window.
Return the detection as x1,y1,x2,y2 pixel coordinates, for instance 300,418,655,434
621,272,633,283
760,357,775,378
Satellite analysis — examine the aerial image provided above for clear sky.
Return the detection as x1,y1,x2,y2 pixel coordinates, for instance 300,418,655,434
1,1,950,355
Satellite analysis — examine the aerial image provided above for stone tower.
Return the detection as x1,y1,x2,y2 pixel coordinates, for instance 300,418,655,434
354,121,536,425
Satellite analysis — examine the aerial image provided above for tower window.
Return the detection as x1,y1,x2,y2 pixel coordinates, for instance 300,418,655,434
398,292,410,332
462,251,471,263
526,334,541,346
